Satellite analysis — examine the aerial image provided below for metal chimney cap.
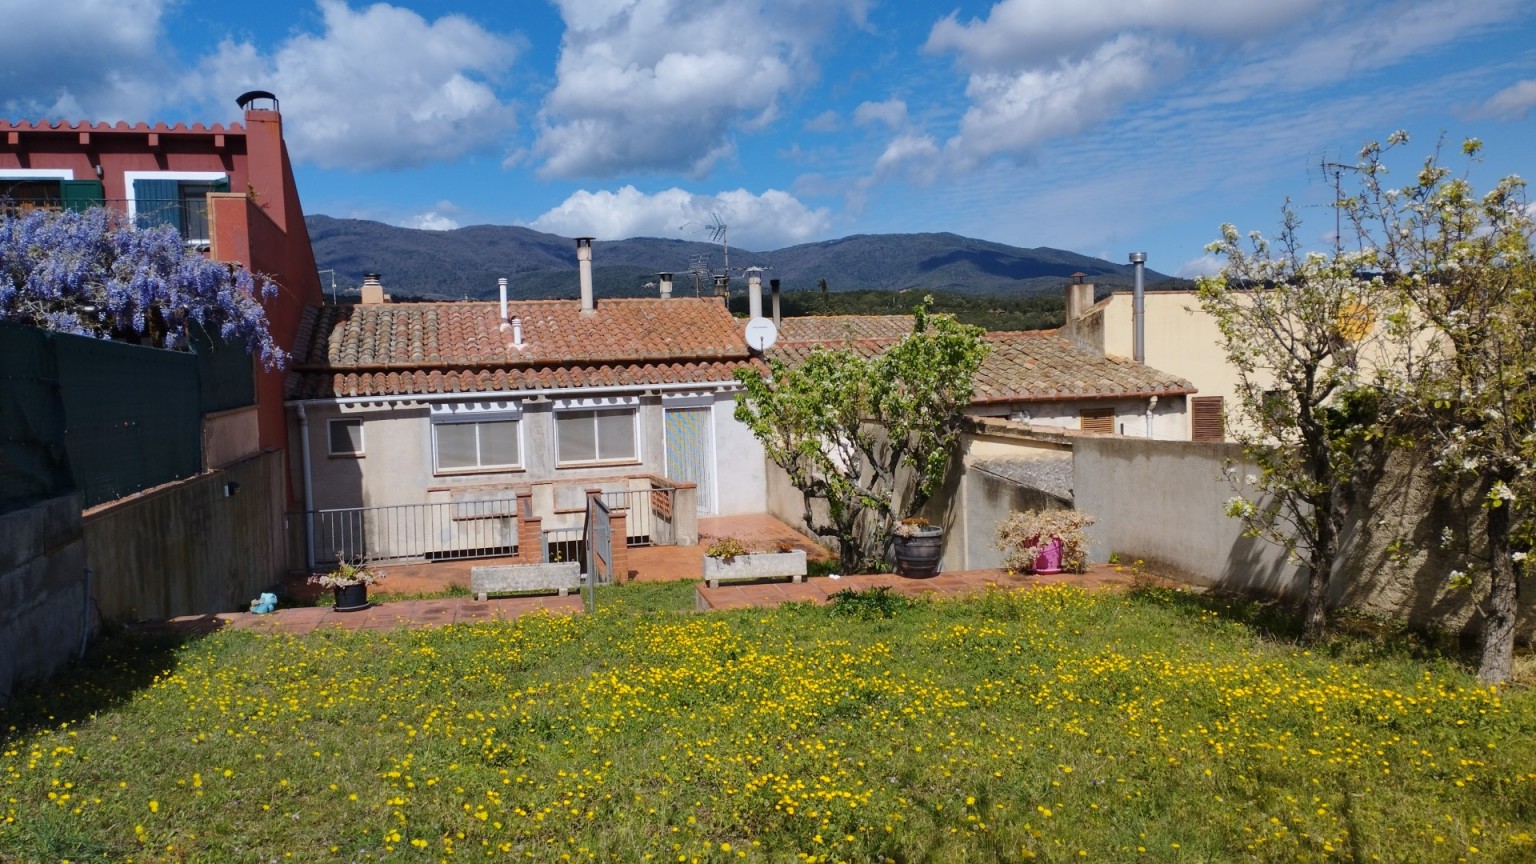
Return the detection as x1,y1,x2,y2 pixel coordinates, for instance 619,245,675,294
236,90,279,111
1128,252,1147,264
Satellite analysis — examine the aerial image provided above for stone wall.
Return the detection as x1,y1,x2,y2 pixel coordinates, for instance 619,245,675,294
0,495,87,705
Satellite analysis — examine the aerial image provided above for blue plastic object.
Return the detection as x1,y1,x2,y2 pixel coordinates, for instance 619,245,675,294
249,592,278,614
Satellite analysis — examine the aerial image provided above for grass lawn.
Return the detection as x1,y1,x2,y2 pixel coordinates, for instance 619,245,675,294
2,584,1533,862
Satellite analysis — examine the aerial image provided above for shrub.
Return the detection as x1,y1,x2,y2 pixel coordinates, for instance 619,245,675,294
995,509,1096,574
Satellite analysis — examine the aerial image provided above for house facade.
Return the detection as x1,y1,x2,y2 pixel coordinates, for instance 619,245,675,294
771,315,1195,438
284,277,769,566
0,93,325,492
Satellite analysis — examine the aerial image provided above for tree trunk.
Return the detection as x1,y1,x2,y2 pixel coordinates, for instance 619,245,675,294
1479,500,1517,685
1300,496,1337,644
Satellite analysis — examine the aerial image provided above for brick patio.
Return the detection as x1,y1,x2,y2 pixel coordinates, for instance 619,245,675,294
146,514,1173,635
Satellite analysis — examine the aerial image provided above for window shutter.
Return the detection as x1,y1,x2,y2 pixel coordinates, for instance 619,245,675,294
1079,407,1114,434
1191,397,1225,442
212,176,230,194
133,178,183,234
61,180,104,212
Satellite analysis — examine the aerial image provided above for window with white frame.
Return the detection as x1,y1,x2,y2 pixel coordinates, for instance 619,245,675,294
328,418,364,456
434,419,521,472
430,401,523,473
123,171,229,244
556,406,638,464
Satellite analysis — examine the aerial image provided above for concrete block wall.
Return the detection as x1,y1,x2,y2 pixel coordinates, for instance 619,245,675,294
0,495,87,705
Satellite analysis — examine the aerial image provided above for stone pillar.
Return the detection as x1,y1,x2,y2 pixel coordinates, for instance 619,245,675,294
672,483,699,546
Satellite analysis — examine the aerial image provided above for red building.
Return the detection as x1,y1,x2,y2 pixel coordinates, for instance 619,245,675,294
1,92,323,507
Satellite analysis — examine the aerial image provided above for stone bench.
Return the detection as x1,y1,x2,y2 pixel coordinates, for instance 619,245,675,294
470,562,583,600
702,550,807,589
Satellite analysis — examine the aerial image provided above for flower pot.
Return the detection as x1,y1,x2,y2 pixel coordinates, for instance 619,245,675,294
333,583,370,612
1030,536,1064,575
894,526,943,578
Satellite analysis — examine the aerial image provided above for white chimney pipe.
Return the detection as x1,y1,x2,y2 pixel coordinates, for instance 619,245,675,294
576,237,594,314
658,272,673,300
498,277,508,323
511,316,523,348
1129,252,1147,363
747,268,763,319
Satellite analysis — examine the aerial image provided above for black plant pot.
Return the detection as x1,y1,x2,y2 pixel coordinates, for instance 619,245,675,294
894,527,943,578
333,583,370,612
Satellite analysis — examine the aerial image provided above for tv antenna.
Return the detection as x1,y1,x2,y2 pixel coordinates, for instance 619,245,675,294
687,253,711,297
1308,147,1355,255
682,212,731,295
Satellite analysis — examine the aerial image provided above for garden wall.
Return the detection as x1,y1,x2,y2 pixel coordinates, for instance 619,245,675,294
0,494,88,705
84,449,287,620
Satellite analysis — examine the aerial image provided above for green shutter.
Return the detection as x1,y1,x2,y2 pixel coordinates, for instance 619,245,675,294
133,179,183,234
213,176,230,193
60,180,104,212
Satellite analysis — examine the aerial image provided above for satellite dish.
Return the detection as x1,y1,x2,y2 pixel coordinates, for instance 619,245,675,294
744,317,778,353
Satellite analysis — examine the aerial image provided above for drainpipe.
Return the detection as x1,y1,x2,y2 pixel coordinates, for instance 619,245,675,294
1129,251,1147,363
79,566,92,659
296,405,316,570
1145,395,1158,439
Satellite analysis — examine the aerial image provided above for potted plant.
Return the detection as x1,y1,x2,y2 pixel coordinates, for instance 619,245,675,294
994,509,1095,575
892,516,943,578
702,536,807,588
309,552,383,612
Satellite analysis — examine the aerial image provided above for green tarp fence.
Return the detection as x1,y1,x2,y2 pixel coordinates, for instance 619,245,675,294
0,322,255,512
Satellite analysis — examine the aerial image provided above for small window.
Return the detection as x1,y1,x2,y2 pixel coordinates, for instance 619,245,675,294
328,418,364,456
557,408,638,464
434,419,521,473
1079,407,1114,434
1192,396,1225,442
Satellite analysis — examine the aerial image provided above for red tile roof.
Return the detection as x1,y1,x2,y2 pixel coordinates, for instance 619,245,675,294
768,316,1194,403
286,298,756,399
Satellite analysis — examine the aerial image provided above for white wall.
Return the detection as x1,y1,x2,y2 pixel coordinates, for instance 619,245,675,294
968,398,1188,440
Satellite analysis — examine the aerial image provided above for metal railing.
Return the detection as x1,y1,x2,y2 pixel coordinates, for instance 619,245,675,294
0,197,212,244
598,485,678,546
302,498,520,567
542,527,585,567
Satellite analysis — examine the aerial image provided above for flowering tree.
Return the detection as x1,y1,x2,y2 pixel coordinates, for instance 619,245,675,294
0,206,285,368
1344,134,1536,684
733,300,988,572
1198,207,1399,643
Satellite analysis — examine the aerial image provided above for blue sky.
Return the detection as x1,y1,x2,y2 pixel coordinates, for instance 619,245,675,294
4,0,1535,278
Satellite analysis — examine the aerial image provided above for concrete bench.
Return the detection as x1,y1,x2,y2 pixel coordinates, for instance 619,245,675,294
470,562,583,600
702,550,807,589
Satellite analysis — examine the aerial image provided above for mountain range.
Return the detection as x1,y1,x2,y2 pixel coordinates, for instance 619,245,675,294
304,215,1176,302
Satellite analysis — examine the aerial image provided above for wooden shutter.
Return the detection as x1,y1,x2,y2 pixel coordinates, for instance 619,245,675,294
60,180,104,212
1079,407,1114,434
1191,396,1225,442
133,178,183,233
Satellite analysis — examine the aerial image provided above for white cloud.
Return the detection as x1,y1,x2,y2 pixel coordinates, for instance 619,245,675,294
1176,254,1223,279
943,35,1175,170
533,0,868,178
873,134,940,182
853,99,908,129
183,1,521,170
925,0,1321,70
0,0,172,120
530,186,831,249
1479,79,1536,119
406,203,462,231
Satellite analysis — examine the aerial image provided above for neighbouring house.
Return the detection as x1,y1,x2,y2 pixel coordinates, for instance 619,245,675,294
283,256,768,569
0,91,325,493
1060,277,1234,441
771,314,1195,438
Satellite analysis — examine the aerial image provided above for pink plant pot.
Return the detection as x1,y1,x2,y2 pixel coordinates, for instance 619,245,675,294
1030,536,1064,575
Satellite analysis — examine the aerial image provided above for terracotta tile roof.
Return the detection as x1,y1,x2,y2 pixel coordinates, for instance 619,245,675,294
768,317,1194,404
777,315,918,344
286,298,755,399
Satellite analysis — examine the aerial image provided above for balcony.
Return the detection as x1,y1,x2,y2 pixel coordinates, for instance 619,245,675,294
1,195,215,246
